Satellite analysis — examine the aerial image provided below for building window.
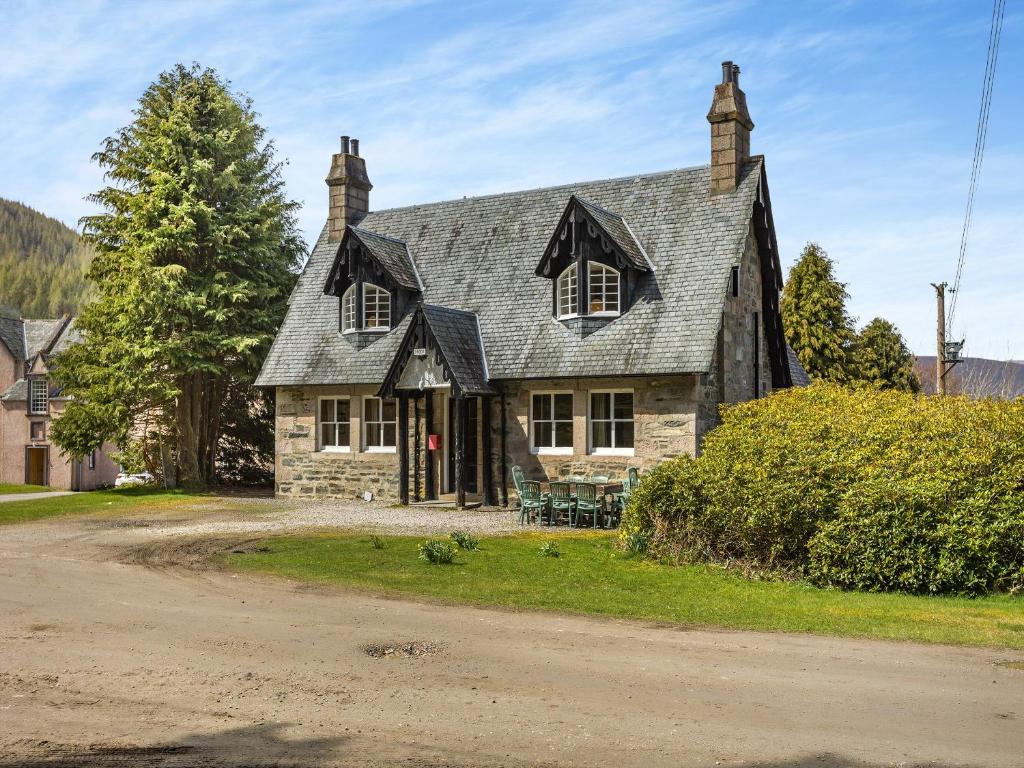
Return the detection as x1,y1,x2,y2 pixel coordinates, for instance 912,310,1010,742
30,421,45,441
588,263,620,315
731,266,740,298
319,397,351,451
363,284,390,330
589,390,634,454
88,450,96,470
341,286,356,333
364,396,397,451
530,392,573,454
29,378,48,415
557,264,578,318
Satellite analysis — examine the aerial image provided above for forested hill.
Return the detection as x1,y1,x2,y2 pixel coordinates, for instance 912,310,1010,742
0,198,91,317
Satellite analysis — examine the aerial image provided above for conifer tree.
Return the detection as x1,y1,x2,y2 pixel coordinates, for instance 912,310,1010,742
854,317,920,392
51,64,302,487
781,242,855,383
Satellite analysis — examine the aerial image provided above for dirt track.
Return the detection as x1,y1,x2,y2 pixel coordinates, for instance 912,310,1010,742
1,509,1023,767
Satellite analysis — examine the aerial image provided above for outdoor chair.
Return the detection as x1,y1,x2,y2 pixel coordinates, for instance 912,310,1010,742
549,482,574,527
519,480,548,526
627,467,640,488
607,477,632,529
574,483,602,528
590,474,610,484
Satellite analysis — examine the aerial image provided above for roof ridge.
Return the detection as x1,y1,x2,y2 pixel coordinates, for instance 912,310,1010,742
365,163,713,216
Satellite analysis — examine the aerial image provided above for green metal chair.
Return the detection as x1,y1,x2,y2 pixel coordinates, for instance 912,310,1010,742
574,483,602,528
549,482,574,527
607,477,632,529
519,480,548,526
627,467,640,488
590,474,610,484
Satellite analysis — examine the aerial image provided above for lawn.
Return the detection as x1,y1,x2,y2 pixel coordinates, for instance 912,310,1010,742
227,532,1024,650
0,487,191,526
0,482,52,494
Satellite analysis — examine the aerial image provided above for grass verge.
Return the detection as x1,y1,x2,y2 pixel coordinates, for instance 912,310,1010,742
0,483,52,494
0,488,191,526
226,531,1024,650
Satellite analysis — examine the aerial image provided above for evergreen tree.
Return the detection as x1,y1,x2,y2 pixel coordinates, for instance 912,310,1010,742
853,317,920,392
51,64,302,488
781,242,855,383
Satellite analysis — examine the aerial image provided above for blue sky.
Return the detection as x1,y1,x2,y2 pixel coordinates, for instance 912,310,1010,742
1,0,1020,358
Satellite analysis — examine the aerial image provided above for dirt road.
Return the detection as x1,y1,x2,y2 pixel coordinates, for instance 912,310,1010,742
1,512,1022,767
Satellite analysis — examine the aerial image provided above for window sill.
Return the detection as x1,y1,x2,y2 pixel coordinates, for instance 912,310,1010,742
364,446,397,454
589,448,635,457
320,446,351,453
531,447,574,456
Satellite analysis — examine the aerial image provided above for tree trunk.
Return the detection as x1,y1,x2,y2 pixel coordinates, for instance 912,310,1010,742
175,374,202,488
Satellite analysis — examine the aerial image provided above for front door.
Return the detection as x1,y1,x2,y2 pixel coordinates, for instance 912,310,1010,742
25,446,47,486
445,398,479,494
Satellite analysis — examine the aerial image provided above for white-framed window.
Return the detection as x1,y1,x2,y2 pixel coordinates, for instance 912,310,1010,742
588,263,620,315
588,390,634,455
363,396,397,451
341,286,356,333
319,397,351,452
363,284,390,330
557,264,578,318
530,392,574,454
29,378,48,415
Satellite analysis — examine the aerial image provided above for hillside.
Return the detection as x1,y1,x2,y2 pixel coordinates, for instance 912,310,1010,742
0,198,92,317
914,356,1024,398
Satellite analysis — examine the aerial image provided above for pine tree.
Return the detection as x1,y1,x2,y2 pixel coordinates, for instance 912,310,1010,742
51,64,303,488
854,317,920,392
781,242,855,383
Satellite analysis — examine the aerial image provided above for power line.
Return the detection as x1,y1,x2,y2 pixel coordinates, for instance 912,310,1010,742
947,0,1006,332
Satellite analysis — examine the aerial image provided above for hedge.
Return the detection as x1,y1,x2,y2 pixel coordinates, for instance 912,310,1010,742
621,384,1024,595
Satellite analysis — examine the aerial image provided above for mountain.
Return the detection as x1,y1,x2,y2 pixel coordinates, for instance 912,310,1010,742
914,356,1024,398
0,198,92,317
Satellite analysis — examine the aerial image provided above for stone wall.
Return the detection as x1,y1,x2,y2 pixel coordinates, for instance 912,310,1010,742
276,375,701,504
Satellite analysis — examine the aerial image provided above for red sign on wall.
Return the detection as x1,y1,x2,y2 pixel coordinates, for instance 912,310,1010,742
427,434,441,451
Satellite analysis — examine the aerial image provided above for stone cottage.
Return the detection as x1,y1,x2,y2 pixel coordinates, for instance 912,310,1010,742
0,310,119,489
257,61,806,506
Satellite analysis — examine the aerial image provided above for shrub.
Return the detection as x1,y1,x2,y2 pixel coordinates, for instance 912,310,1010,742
621,383,1024,594
418,539,456,565
538,541,560,558
450,530,480,551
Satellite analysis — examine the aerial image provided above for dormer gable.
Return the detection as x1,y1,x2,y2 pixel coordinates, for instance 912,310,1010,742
534,196,652,333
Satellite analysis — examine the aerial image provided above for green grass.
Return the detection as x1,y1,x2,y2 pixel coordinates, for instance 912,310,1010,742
0,487,191,526
226,532,1024,650
0,482,52,494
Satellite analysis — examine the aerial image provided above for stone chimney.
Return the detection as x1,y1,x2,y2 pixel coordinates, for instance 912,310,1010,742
707,61,754,195
326,135,372,241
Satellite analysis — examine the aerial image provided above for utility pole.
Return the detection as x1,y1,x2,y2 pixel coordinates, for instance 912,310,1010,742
932,282,947,395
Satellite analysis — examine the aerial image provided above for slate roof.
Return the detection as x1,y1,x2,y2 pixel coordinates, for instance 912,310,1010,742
420,304,493,395
574,197,651,271
25,319,67,357
349,227,422,291
0,316,77,401
257,159,763,387
0,312,25,359
786,345,812,387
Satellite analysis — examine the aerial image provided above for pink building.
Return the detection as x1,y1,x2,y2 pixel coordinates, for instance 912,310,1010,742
0,309,119,489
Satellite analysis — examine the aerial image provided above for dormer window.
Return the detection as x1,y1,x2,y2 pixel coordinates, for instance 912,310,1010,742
536,195,650,329
588,263,620,315
557,264,578,319
341,286,356,333
363,284,391,330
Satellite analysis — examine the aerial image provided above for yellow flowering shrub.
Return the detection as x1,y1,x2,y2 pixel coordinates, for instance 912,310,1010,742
621,383,1024,595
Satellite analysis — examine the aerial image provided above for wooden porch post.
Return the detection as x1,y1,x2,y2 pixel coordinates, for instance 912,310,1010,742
424,392,435,500
454,393,466,508
482,395,495,506
413,397,421,502
499,391,508,507
398,393,409,505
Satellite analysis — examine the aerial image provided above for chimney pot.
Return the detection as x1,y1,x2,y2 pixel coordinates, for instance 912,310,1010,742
351,138,360,156
732,64,740,86
340,135,351,154
721,61,733,84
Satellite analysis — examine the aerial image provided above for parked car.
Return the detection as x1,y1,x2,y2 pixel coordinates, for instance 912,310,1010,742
114,471,155,488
